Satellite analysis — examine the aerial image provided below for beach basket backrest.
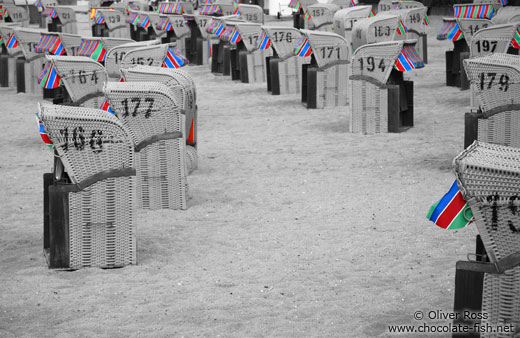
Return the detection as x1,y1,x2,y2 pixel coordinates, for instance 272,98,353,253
397,1,424,10
166,14,191,38
351,14,399,51
12,28,42,61
477,110,520,148
492,6,520,25
263,26,302,59
101,37,135,52
38,102,134,184
105,40,159,78
378,0,396,13
145,12,164,35
401,7,427,35
302,29,349,68
235,22,262,51
4,5,28,23
48,55,108,106
306,4,339,31
219,4,238,16
103,81,182,147
463,54,520,115
333,6,373,39
453,141,520,262
98,9,125,30
120,43,169,69
194,15,213,39
238,4,263,24
59,33,82,56
54,6,76,26
456,18,493,46
351,40,403,86
469,23,518,58
120,64,195,114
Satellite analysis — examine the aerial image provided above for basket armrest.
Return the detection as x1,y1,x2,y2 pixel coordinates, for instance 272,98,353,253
54,167,136,193
135,131,183,152
457,251,520,274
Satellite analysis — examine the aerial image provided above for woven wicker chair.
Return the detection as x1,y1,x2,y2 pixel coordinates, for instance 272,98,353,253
297,29,349,108
119,43,186,70
105,40,159,79
46,55,108,108
59,33,82,56
333,5,373,41
103,81,188,210
351,13,399,51
12,27,46,94
456,18,494,49
454,141,520,336
470,23,519,58
238,4,263,24
492,6,520,25
350,40,423,134
94,9,130,39
261,26,309,95
305,3,339,32
52,6,77,34
120,65,198,173
39,102,137,269
3,5,29,26
0,23,23,88
394,7,428,63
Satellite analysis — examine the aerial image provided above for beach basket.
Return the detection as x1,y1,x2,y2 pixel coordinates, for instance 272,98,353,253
39,102,137,269
44,6,77,34
333,5,372,43
92,8,130,39
105,39,159,79
12,27,45,95
351,13,399,51
305,3,339,32
120,65,198,172
104,81,188,210
296,29,349,109
0,23,23,89
59,33,82,56
182,14,213,65
350,40,423,134
238,4,264,24
392,7,428,63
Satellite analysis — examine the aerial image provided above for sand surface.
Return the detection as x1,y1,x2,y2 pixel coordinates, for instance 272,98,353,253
0,16,479,338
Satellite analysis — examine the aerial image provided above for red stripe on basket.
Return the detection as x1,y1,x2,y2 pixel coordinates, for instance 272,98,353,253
435,191,467,228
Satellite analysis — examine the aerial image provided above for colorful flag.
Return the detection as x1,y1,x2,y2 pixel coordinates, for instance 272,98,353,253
229,27,241,43
397,20,408,35
294,36,312,57
288,0,301,10
303,11,311,20
423,15,430,26
140,16,150,29
100,100,115,115
162,47,188,68
369,9,375,17
38,62,61,89
427,181,474,230
199,4,222,15
95,11,105,24
256,30,271,50
349,0,358,7
447,24,464,41
500,0,508,5
35,113,54,149
157,2,184,14
6,34,18,49
512,28,520,49
77,39,106,62
35,0,43,9
156,17,173,31
394,45,423,71
232,0,240,15
35,35,66,55
454,4,494,20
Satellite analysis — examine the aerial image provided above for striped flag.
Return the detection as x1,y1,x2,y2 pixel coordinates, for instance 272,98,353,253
38,62,61,89
6,34,18,49
95,11,105,24
199,4,222,15
369,9,375,17
162,47,188,68
77,39,106,63
35,0,43,9
349,0,358,7
427,181,474,230
512,28,520,49
256,30,271,50
35,35,66,55
232,0,240,15
100,100,115,115
447,24,464,41
157,2,184,14
396,20,408,35
229,27,241,43
454,5,494,20
156,17,173,31
140,16,150,28
35,113,54,149
423,15,430,26
294,36,312,57
303,11,311,20
288,0,301,10
500,0,508,4
394,45,423,72
43,8,57,18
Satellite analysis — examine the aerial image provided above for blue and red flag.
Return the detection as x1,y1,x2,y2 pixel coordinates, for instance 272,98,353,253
256,30,271,50
6,33,18,48
35,113,54,149
100,100,115,115
162,47,188,68
38,62,61,89
394,45,423,72
294,36,312,57
427,181,474,230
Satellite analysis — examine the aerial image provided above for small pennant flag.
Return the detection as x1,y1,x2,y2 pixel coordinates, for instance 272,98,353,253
35,113,54,149
288,0,301,10
397,20,408,35
187,119,195,143
349,0,358,7
511,28,520,49
157,2,184,14
77,39,106,62
229,27,241,43
294,36,312,57
447,24,464,41
500,0,508,4
156,17,173,31
423,15,430,26
303,11,311,20
427,181,474,229
199,4,222,15
256,30,271,50
38,62,61,89
394,45,423,71
6,34,18,49
35,0,43,9
140,16,150,29
100,100,115,114
369,9,375,17
232,0,240,15
95,11,105,24
162,47,188,68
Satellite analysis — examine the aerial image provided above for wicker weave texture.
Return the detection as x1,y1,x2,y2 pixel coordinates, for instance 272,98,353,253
316,63,348,108
12,28,43,61
481,266,520,338
120,44,169,69
103,82,188,210
277,56,308,95
105,40,160,78
470,23,517,58
478,111,520,148
464,54,520,114
306,4,339,32
492,7,520,24
350,78,388,134
48,55,108,108
303,29,349,68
